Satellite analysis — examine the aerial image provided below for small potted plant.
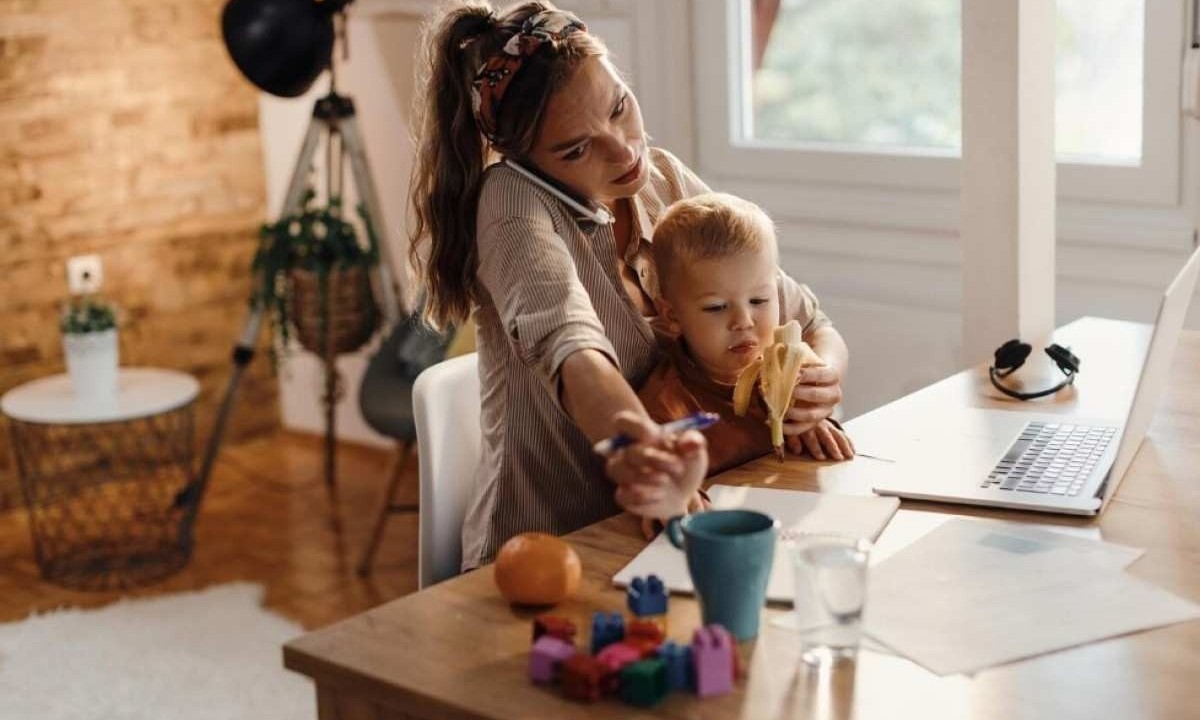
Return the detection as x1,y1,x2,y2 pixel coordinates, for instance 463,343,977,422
252,189,380,360
60,294,120,399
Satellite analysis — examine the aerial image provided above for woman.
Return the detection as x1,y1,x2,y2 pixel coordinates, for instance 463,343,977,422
409,1,849,569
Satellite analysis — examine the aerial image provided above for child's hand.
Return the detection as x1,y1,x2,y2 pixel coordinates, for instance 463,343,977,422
783,365,844,435
606,412,709,521
786,418,855,461
639,490,710,540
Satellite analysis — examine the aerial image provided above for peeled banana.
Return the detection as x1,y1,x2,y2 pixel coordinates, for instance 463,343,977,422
733,320,824,460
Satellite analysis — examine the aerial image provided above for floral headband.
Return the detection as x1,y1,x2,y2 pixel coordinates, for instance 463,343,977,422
471,10,588,142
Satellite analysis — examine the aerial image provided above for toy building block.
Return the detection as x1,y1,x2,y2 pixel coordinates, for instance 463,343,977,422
529,635,576,685
591,612,625,654
626,574,668,617
532,614,577,644
657,641,693,692
595,641,643,695
619,658,669,707
692,624,735,698
626,618,665,646
595,641,642,672
560,653,605,703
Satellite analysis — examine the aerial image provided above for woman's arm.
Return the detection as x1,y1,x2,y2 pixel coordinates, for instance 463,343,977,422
561,350,707,519
559,348,647,441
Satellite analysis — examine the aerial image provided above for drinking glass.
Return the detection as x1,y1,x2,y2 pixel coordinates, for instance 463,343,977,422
789,533,873,666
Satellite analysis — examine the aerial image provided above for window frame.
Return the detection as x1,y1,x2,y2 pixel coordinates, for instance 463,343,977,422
692,0,1186,207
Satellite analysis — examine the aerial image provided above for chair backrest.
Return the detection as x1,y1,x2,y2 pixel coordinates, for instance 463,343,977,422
414,353,482,589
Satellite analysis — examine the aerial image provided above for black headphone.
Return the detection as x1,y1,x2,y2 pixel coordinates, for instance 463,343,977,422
989,339,1081,401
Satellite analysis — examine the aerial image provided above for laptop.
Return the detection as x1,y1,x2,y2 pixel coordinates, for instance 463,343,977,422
873,245,1200,516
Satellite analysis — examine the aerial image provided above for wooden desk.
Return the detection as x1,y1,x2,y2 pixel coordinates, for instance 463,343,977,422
285,318,1200,719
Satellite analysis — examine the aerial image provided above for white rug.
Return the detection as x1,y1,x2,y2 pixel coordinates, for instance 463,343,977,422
0,583,315,720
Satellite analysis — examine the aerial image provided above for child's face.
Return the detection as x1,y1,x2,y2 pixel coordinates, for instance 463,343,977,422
659,247,779,384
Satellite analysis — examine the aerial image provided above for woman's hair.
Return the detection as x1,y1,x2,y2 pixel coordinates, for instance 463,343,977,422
651,193,778,299
409,1,608,328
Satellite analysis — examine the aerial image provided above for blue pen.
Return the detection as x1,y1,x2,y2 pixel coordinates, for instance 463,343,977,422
592,411,720,455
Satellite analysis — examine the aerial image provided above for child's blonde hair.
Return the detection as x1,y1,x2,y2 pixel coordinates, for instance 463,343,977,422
652,192,777,298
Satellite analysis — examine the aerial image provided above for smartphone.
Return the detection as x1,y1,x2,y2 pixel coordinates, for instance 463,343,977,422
503,159,615,225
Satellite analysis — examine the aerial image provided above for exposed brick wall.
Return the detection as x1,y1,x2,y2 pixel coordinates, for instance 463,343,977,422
0,0,279,508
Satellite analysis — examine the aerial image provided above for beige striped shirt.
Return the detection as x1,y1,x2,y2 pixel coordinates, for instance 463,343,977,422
461,147,831,568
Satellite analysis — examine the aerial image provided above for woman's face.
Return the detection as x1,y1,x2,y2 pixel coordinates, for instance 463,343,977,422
526,56,648,205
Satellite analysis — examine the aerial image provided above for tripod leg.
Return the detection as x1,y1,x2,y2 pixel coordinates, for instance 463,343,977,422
281,116,326,218
339,115,403,325
176,306,264,540
177,112,329,526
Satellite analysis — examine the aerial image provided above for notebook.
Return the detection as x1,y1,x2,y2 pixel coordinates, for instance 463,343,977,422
612,484,900,604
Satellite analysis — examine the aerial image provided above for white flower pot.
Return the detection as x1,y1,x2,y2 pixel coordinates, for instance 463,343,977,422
63,328,119,400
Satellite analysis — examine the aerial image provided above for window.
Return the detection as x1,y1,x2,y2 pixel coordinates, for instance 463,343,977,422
693,0,1184,205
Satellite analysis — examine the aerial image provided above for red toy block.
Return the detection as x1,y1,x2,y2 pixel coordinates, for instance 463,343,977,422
532,614,577,644
561,653,604,703
626,619,665,646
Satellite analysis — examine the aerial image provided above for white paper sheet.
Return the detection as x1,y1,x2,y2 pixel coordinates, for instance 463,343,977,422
772,515,1145,638
612,485,899,604
862,519,1200,676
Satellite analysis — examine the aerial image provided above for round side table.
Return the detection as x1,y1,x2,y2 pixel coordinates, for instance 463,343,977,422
2,368,200,590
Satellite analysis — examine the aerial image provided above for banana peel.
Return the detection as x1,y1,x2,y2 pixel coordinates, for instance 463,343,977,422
732,321,824,460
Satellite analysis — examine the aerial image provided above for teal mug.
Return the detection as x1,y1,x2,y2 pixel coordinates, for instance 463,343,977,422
666,509,779,640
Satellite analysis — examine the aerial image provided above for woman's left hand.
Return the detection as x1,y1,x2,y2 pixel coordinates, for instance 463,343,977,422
782,365,843,435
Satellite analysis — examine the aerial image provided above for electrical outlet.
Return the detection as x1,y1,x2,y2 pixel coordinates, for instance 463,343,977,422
66,254,103,295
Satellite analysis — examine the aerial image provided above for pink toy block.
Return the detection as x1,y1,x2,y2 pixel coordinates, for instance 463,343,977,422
692,624,735,697
529,635,576,685
595,641,643,695
532,614,577,643
595,641,642,673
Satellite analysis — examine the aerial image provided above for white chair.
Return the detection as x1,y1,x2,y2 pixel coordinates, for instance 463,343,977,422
414,353,482,589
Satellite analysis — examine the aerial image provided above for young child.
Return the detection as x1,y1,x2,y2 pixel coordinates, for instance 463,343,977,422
639,193,854,475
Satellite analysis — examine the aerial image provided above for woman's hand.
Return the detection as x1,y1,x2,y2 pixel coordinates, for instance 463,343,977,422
782,364,843,436
605,412,708,522
638,490,710,540
785,418,855,461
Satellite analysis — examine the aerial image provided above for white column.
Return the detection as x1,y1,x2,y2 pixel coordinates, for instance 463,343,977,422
961,0,1057,364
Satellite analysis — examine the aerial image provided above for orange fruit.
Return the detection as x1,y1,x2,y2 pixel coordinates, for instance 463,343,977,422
493,532,582,606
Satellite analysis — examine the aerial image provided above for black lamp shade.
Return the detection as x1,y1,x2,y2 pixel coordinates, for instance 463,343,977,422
221,0,336,98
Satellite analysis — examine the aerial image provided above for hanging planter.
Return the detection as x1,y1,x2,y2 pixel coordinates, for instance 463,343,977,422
289,264,376,356
60,295,120,399
252,190,380,360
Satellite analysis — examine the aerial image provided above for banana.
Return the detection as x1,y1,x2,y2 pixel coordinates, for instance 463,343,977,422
733,321,824,460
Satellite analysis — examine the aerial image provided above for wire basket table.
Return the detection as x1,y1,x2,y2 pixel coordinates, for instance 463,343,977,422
2,368,200,591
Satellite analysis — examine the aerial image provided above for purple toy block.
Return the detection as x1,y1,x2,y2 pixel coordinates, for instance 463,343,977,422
529,635,576,685
626,574,668,617
591,611,625,654
657,640,693,692
692,624,735,697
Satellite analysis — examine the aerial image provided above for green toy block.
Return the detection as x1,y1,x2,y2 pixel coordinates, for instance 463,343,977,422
619,657,668,707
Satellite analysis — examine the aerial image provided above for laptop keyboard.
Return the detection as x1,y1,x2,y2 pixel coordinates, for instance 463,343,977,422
982,422,1118,497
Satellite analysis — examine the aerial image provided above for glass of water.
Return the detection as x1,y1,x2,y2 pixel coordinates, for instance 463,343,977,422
788,533,873,666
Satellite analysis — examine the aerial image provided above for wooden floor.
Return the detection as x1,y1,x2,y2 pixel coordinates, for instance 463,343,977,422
0,432,418,630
